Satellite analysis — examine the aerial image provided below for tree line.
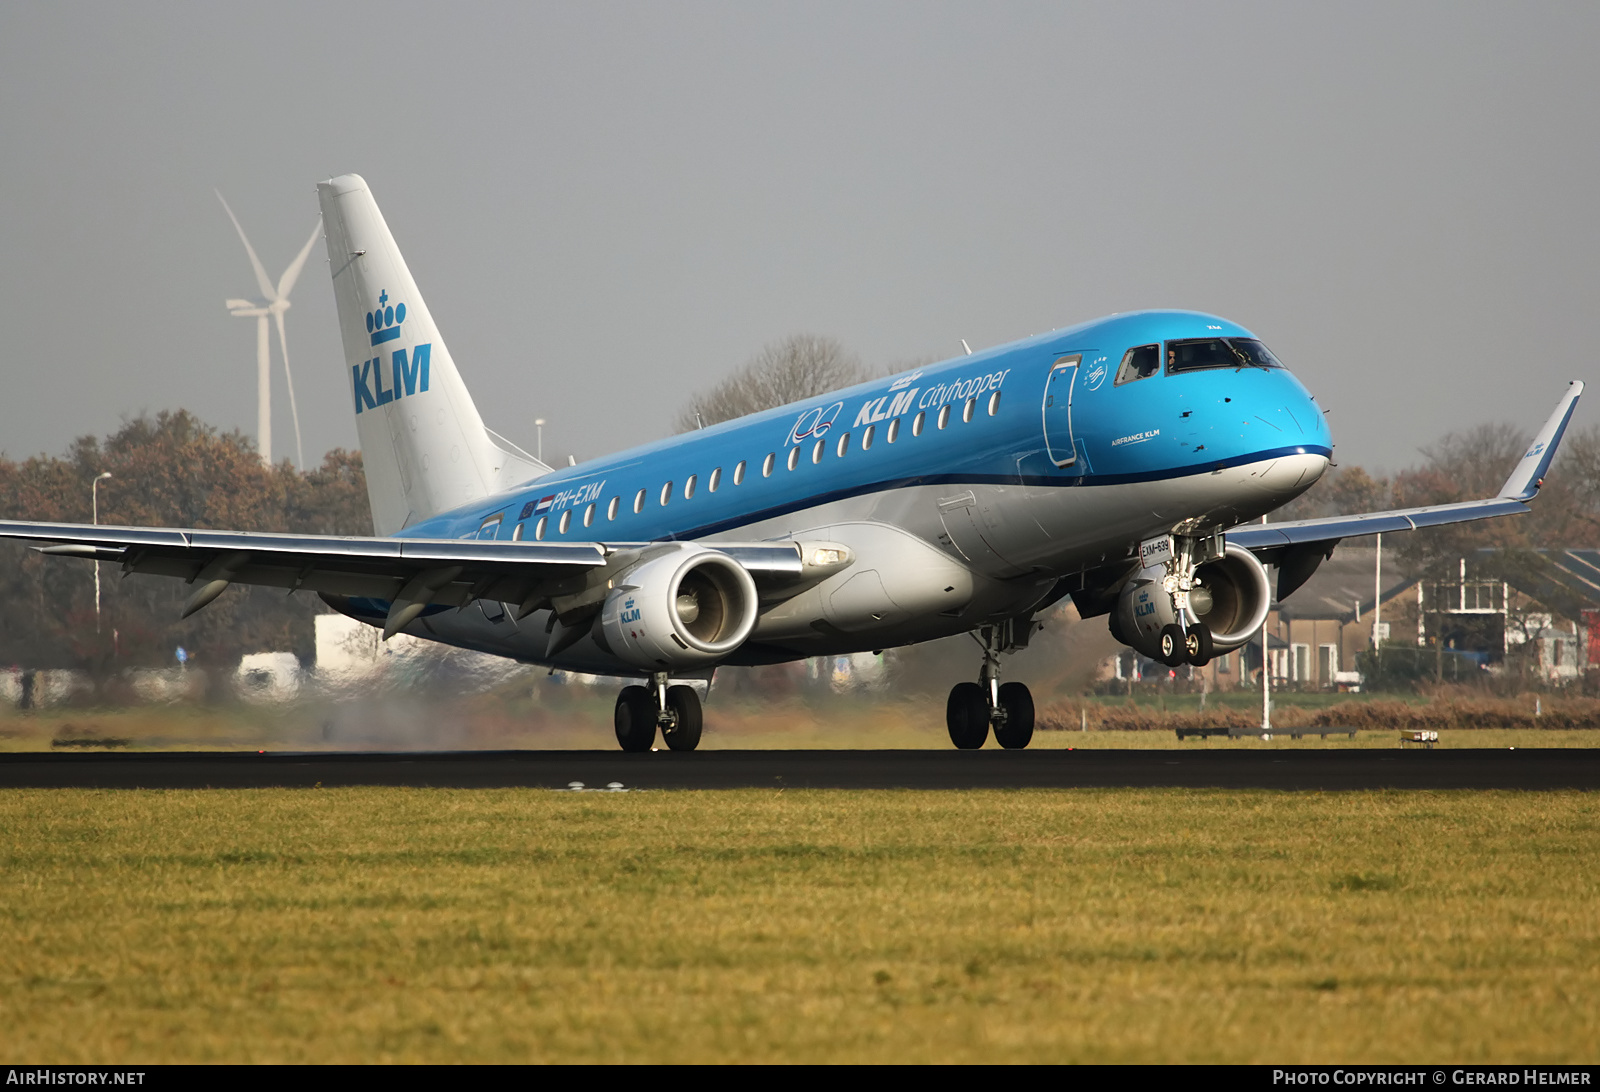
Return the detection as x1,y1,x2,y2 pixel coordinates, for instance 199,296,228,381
0,410,369,675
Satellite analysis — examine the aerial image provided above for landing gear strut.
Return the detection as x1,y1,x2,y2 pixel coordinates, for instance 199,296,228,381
1159,529,1221,667
614,672,703,752
946,620,1035,750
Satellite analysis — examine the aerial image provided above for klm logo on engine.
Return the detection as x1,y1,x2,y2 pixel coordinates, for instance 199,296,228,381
353,289,430,414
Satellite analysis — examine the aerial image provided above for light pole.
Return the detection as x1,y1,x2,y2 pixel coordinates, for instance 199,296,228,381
535,419,546,464
92,472,112,633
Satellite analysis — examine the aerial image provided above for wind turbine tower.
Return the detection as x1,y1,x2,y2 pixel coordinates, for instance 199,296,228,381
217,191,321,467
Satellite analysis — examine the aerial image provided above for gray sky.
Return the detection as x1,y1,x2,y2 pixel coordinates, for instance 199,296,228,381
2,1,1596,478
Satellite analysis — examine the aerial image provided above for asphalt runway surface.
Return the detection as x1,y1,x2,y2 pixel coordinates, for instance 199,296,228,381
0,748,1597,790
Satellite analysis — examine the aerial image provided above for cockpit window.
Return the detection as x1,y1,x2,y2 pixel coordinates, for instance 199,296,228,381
1115,344,1160,385
1228,339,1284,369
1166,337,1284,374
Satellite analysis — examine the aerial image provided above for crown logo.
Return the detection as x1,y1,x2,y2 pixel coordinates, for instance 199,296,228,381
366,289,407,346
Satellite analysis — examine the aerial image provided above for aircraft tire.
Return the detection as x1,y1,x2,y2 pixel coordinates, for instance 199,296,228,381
1185,624,1214,667
614,685,657,752
994,681,1034,750
1158,624,1187,667
662,685,703,752
946,682,990,749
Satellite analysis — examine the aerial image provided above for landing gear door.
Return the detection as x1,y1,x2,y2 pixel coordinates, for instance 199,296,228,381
1042,354,1080,467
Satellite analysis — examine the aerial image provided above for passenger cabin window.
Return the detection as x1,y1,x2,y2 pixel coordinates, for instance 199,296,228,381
583,503,595,528
607,496,620,521
1165,337,1284,374
763,453,775,477
937,404,951,429
987,390,1001,416
812,439,825,464
734,460,747,485
837,432,850,458
787,448,800,471
862,424,875,450
558,509,571,534
535,516,548,540
912,411,925,436
684,474,697,500
887,418,900,443
709,467,721,492
634,489,646,514
1116,343,1161,384
512,522,524,541
660,481,673,506
962,397,976,423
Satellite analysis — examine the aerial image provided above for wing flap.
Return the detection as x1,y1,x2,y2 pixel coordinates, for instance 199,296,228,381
0,520,608,613
0,520,817,622
1228,497,1530,550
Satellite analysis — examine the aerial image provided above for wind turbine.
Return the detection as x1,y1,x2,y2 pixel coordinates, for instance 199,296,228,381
217,191,321,467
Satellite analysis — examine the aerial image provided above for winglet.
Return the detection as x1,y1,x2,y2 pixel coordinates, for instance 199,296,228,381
1499,381,1584,501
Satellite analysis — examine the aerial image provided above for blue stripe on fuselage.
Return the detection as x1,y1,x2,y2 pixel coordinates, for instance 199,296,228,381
405,309,1333,542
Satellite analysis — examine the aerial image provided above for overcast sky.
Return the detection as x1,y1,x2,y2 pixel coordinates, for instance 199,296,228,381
1,1,1596,478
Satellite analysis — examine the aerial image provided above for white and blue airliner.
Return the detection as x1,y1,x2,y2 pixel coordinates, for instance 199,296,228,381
0,176,1582,750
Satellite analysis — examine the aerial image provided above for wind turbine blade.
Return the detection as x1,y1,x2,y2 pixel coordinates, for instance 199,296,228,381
273,309,306,469
275,216,323,300
215,189,278,301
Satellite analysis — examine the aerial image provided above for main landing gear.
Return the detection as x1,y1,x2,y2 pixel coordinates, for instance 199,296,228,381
946,621,1035,750
615,672,702,753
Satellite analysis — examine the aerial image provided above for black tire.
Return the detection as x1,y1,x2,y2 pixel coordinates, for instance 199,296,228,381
946,681,990,749
1158,624,1187,667
662,684,703,752
994,681,1034,749
1185,623,1214,667
614,685,657,752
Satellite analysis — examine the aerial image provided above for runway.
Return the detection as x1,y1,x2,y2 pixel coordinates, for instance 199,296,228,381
0,748,1597,790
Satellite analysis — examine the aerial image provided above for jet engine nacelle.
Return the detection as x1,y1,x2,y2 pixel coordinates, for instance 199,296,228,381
598,545,760,671
1112,542,1272,657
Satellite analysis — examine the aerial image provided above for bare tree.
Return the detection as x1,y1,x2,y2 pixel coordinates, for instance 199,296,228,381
674,335,865,433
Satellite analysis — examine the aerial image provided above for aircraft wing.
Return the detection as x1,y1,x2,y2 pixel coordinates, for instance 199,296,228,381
1229,380,1584,551
0,520,806,637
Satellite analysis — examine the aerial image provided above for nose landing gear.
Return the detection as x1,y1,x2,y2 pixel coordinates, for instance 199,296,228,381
945,621,1036,750
1156,530,1221,667
614,672,703,752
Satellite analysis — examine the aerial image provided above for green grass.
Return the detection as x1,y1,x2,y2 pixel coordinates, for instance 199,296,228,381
0,788,1595,1062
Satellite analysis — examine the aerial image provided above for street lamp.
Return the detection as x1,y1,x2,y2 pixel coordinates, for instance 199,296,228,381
535,419,546,464
92,472,111,632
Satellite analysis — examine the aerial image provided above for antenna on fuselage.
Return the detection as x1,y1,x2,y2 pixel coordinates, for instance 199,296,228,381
960,339,973,356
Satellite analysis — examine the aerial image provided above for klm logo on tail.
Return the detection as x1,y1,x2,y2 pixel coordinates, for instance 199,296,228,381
353,289,430,414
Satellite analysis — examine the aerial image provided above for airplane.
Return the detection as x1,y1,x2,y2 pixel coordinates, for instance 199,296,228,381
0,175,1582,751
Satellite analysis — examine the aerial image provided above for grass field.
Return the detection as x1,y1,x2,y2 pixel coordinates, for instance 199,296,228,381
1,787,1595,1063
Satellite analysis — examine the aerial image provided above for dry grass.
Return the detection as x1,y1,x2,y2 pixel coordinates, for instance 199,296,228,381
0,787,1595,1063
1039,695,1600,735
4,693,1600,752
